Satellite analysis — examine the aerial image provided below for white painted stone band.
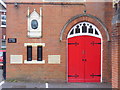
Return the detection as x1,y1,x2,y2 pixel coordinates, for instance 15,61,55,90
24,60,45,64
24,43,45,47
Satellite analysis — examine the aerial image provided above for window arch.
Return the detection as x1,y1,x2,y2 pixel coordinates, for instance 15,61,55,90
67,22,102,39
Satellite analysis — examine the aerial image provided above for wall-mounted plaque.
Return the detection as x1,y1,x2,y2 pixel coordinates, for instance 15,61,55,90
8,38,17,43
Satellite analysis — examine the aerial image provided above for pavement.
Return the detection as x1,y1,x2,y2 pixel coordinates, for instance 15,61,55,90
0,81,112,89
0,68,3,90
0,69,3,82
0,68,112,89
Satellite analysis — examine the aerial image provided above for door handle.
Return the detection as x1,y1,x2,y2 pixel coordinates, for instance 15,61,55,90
82,59,87,61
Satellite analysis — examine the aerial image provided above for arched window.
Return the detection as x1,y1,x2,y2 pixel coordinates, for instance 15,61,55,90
67,22,102,39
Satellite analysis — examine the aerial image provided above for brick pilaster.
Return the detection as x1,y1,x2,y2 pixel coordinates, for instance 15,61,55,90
112,23,120,88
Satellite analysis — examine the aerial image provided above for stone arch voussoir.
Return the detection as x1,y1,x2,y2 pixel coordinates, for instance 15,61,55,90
60,14,110,42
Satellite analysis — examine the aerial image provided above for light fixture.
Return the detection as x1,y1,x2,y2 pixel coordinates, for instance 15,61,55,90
14,2,18,8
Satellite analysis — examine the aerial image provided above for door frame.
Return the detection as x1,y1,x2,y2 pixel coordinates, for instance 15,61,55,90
66,22,103,83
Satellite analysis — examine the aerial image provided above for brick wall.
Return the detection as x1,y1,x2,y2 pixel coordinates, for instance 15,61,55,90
112,1,120,88
6,2,112,82
112,23,120,88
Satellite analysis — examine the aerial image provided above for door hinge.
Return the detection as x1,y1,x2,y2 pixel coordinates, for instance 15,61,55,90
90,73,101,78
68,42,79,46
91,41,101,46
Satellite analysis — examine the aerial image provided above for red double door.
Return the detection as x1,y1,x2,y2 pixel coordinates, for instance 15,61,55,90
68,36,101,82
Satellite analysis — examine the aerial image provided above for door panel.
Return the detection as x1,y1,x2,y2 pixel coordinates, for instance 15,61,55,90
68,36,101,82
85,36,101,82
68,36,85,82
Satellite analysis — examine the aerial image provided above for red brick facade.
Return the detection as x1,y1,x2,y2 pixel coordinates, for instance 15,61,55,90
6,2,113,83
112,23,120,88
112,1,120,88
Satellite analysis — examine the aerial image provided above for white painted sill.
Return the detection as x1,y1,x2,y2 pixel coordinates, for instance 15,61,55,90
24,60,45,64
1,25,6,28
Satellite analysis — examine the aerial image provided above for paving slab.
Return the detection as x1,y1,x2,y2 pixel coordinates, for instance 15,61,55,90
1,81,112,88
2,82,45,88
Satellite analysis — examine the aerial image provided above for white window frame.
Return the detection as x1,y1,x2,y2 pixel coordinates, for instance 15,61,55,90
1,15,6,27
24,43,45,64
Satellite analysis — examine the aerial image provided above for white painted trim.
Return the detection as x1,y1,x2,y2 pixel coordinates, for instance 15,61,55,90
27,7,30,32
0,10,6,12
1,15,6,27
0,0,6,8
40,7,42,37
67,22,102,39
1,46,6,48
1,25,6,27
113,0,119,3
24,60,45,64
3,35,6,39
67,21,102,83
24,43,45,47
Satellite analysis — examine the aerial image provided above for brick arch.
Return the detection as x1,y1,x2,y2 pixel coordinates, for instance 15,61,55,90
60,14,110,42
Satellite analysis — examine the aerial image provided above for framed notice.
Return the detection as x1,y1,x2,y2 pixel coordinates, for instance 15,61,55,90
8,38,17,43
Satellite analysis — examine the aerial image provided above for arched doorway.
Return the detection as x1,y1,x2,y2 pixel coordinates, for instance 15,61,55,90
67,22,102,82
